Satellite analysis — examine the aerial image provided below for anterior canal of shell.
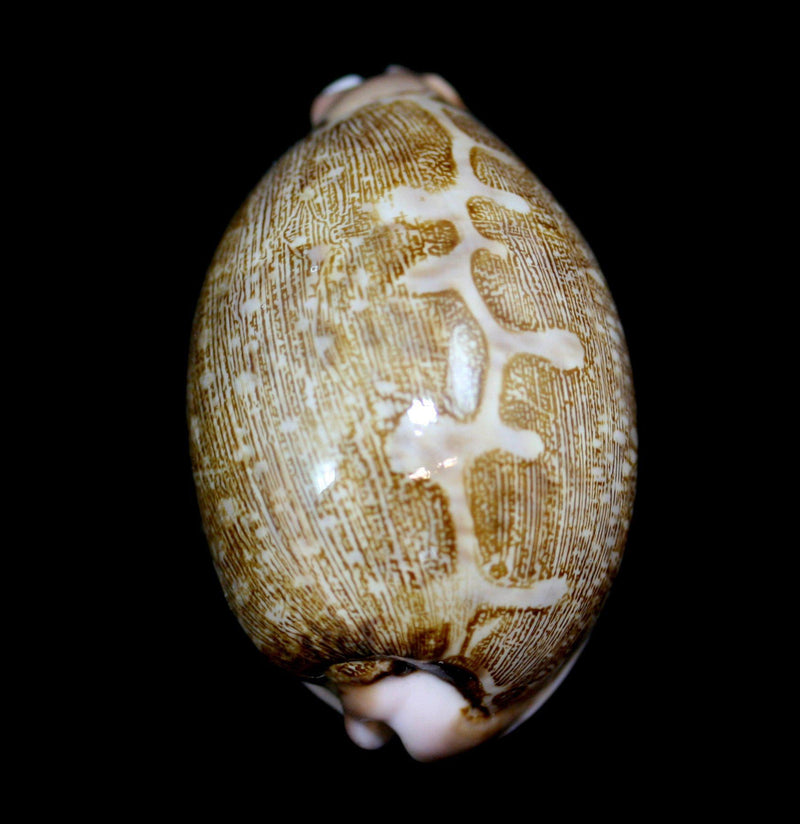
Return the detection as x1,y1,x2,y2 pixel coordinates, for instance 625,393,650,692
187,66,637,760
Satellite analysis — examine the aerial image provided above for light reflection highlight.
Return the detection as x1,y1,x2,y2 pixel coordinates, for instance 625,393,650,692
315,461,337,494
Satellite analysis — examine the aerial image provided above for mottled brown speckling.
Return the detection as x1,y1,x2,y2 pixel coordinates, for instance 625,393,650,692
187,71,637,750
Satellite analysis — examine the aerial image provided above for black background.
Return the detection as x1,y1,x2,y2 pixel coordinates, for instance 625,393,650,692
44,12,764,814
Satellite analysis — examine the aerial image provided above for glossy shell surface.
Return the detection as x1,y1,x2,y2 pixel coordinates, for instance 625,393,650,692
187,71,637,760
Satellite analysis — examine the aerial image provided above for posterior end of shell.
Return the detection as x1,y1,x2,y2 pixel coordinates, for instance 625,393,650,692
307,671,521,762
310,66,464,127
304,641,589,760
339,671,499,761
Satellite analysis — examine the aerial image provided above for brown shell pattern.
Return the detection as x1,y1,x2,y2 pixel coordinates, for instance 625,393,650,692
187,92,637,716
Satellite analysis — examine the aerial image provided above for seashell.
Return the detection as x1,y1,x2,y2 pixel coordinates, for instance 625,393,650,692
187,67,637,761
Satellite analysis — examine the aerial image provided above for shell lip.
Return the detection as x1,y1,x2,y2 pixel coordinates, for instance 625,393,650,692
309,66,464,127
302,655,490,716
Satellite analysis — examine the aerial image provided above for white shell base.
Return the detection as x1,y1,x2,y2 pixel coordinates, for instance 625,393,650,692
304,637,588,761
343,671,479,760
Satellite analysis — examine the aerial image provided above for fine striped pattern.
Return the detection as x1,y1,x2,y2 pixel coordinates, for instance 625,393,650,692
188,89,636,719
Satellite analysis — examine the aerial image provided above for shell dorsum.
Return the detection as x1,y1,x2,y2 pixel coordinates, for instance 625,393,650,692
187,66,637,761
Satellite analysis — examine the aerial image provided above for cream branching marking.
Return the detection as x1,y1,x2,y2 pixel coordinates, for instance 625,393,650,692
373,98,583,624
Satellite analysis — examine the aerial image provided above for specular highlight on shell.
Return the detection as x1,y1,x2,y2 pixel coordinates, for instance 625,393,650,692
187,68,637,761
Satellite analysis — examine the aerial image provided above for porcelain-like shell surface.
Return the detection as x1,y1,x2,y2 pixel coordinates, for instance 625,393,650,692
188,82,637,747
